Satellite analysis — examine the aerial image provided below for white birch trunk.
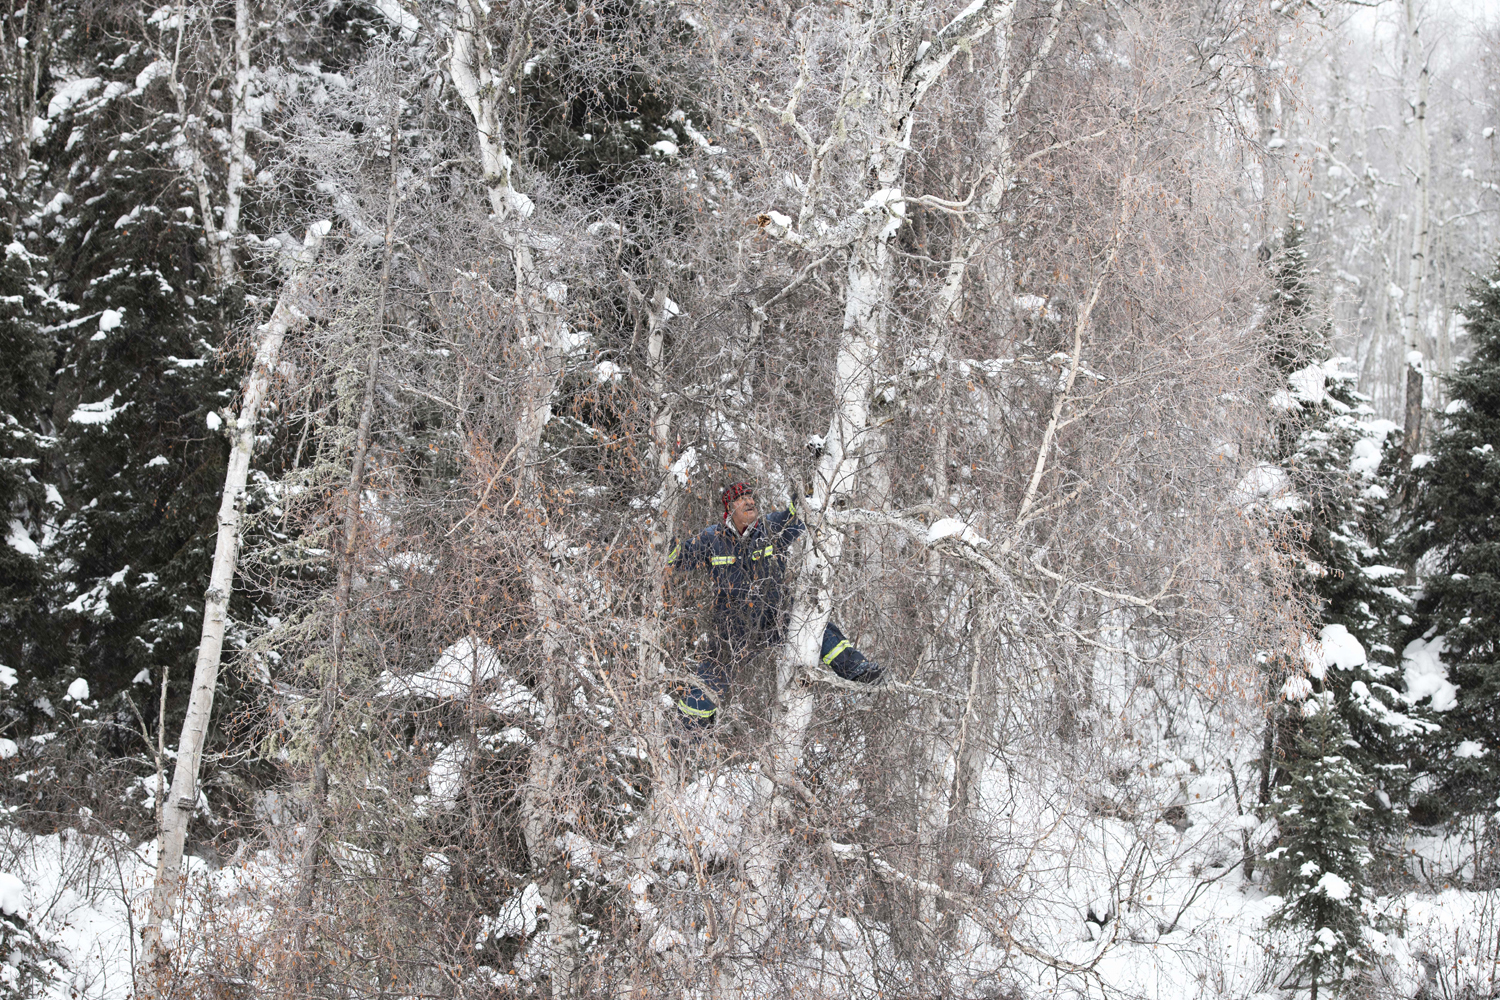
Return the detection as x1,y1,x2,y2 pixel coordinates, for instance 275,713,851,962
739,0,1023,949
1400,0,1430,459
0,0,49,227
155,0,250,282
641,288,680,752
913,396,954,931
139,219,330,977
885,0,1051,934
450,9,579,993
218,0,250,276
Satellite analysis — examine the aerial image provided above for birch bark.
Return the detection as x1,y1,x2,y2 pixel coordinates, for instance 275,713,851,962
219,0,251,272
449,6,580,992
640,286,680,754
1399,0,1431,460
0,0,49,228
139,219,330,978
159,0,249,282
738,0,1024,950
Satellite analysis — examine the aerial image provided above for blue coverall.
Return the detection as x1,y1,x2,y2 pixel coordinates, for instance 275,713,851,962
666,504,879,725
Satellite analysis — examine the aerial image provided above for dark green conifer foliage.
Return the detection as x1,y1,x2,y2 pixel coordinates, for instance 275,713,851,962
515,0,708,186
1288,364,1425,832
14,6,241,719
1260,218,1422,836
1254,220,1320,823
1266,216,1318,382
0,225,54,686
1401,254,1500,817
1268,696,1374,1000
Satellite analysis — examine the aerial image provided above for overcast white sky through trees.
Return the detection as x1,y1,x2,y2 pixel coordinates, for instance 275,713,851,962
1348,0,1498,68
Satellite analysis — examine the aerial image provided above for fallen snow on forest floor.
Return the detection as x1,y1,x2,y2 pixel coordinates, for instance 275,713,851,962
2,812,1497,998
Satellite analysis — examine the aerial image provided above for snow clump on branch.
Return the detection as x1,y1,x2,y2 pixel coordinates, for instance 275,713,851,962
926,518,985,546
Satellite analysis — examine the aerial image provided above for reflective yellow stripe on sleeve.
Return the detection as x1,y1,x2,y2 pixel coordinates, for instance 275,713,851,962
822,640,852,666
666,542,681,564
675,700,716,719
710,555,736,566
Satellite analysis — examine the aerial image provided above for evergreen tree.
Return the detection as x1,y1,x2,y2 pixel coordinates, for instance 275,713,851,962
515,0,710,187
1267,692,1375,1000
1261,218,1425,834
1257,218,1325,814
1286,363,1428,832
4,0,377,720
0,223,54,691
1265,215,1319,385
17,10,239,719
1401,253,1500,818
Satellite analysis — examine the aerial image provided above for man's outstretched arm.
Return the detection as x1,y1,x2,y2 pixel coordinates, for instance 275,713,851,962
665,526,711,573
766,497,805,545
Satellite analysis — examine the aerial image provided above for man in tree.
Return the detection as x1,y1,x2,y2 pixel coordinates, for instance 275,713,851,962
667,481,882,727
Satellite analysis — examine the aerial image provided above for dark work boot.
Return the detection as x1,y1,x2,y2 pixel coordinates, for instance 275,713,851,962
821,622,882,684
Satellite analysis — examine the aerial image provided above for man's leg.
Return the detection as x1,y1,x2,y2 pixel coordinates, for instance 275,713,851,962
675,648,732,729
820,622,882,683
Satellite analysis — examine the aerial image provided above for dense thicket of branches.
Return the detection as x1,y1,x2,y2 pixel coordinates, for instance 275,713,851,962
18,0,1500,996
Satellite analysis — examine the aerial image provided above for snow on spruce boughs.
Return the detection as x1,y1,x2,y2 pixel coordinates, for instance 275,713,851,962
1284,357,1431,829
1401,254,1500,817
33,39,240,707
0,226,55,703
1263,217,1426,834
1267,690,1375,997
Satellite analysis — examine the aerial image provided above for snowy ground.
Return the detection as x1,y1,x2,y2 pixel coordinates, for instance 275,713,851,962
6,636,1493,997
1,823,144,997
3,806,1497,999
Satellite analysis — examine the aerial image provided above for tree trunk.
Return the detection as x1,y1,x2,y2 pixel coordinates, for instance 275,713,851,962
1400,0,1430,461
139,219,330,979
739,0,1026,954
219,0,250,278
161,2,237,284
913,376,955,933
0,0,51,227
740,199,888,952
641,284,680,756
450,11,580,992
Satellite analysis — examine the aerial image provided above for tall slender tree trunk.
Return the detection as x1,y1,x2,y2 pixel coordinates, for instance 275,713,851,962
904,7,1060,929
220,0,251,271
0,0,50,227
740,222,885,943
450,10,580,992
139,219,330,979
1400,0,1431,461
739,0,1025,953
162,0,240,284
292,100,401,974
743,6,904,928
641,286,680,754
913,317,957,933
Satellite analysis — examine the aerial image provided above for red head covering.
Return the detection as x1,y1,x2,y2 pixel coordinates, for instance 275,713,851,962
721,481,754,515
